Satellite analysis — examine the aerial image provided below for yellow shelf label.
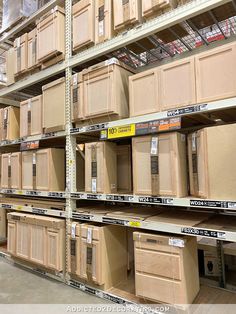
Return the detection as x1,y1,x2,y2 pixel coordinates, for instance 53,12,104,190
17,206,22,210
17,191,23,195
108,124,135,139
129,221,141,228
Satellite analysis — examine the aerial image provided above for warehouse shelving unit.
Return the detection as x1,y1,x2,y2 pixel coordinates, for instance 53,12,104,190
1,0,236,307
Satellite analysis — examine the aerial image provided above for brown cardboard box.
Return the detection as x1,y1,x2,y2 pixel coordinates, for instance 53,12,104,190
72,0,95,52
133,232,200,304
14,34,28,76
1,152,22,190
20,96,43,138
6,48,15,86
95,0,114,44
196,42,236,103
42,77,65,132
80,223,127,290
113,0,142,31
0,106,20,141
188,124,236,200
85,141,117,194
132,133,187,197
37,6,65,63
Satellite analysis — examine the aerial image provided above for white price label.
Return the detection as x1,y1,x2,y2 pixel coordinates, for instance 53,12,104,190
105,58,118,66
192,133,197,151
92,178,97,193
71,222,77,239
169,238,185,248
87,228,92,244
73,74,78,86
98,21,104,36
151,137,158,155
33,153,36,164
27,99,31,110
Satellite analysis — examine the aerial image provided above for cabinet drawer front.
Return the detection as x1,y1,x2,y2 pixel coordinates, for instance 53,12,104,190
135,272,184,304
135,248,181,280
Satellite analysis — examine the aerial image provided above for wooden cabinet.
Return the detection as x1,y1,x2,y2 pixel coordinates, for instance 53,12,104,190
129,68,159,117
95,0,113,44
14,34,28,76
133,232,199,304
160,57,196,111
0,106,20,141
80,224,127,289
82,60,132,120
67,222,81,276
113,0,142,31
22,151,36,190
1,152,21,190
195,42,236,103
117,145,132,193
28,28,38,70
20,96,43,138
132,133,187,197
85,142,117,194
72,0,95,51
142,0,178,18
6,47,15,86
37,6,65,63
188,124,236,200
36,148,65,191
42,77,65,132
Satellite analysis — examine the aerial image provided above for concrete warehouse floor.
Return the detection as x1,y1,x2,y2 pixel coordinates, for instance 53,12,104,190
0,260,110,304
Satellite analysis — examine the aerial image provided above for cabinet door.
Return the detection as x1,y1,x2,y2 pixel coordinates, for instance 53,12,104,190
1,154,10,188
22,151,33,190
29,224,46,266
37,18,56,61
36,150,49,190
73,1,94,50
20,101,29,138
46,229,62,271
11,153,21,189
85,143,104,193
129,69,159,117
16,222,29,260
7,221,16,255
132,136,152,195
31,96,43,136
84,72,113,118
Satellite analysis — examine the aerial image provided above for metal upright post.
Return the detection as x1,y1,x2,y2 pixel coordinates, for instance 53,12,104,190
217,240,226,288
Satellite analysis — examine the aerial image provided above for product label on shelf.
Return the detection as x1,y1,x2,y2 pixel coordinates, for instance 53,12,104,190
167,104,208,117
2,189,16,194
135,118,181,136
107,124,135,139
20,141,39,151
87,194,102,200
71,193,84,199
72,213,93,221
138,196,174,205
26,190,41,196
106,195,134,202
169,238,185,248
102,217,129,226
129,221,141,228
181,227,226,239
71,123,108,134
102,293,127,304
1,204,12,209
42,132,56,138
48,192,65,198
32,208,47,215
190,199,236,209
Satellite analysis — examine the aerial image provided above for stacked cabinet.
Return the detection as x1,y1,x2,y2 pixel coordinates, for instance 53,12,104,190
7,212,65,272
1,153,21,190
142,0,178,19
14,34,28,76
0,106,20,141
113,0,142,31
95,0,114,44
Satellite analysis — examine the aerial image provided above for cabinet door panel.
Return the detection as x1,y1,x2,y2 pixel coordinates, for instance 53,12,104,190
20,101,28,138
11,153,21,189
46,229,61,271
29,224,46,266
16,222,29,260
31,96,43,136
22,152,33,190
36,150,49,190
1,154,9,188
7,222,16,255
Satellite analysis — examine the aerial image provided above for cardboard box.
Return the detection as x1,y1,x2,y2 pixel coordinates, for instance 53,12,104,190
85,141,117,194
188,124,236,200
0,106,20,141
6,48,15,86
117,145,132,193
20,95,43,138
196,42,236,103
132,133,187,197
67,222,81,276
22,151,37,190
14,34,28,76
42,77,65,132
134,232,200,304
1,152,22,190
113,0,142,31
142,0,178,19
95,0,114,44
72,0,95,51
37,6,65,63
28,28,39,71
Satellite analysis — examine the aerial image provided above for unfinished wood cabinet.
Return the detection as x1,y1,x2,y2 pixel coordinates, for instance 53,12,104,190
80,224,127,289
113,0,142,31
67,222,81,276
42,78,65,132
71,73,84,122
1,153,10,189
20,96,43,138
16,221,30,260
6,47,15,86
142,0,178,18
129,68,159,117
1,152,21,189
132,133,187,197
188,124,236,200
83,60,132,120
195,42,236,103
85,142,117,194
28,28,38,70
1,106,20,141
22,151,36,190
29,224,46,266
37,6,65,63
133,232,199,304
14,34,28,76
7,221,16,255
95,0,113,44
46,229,62,271
72,0,95,51
160,57,196,111
117,145,132,193
36,148,65,191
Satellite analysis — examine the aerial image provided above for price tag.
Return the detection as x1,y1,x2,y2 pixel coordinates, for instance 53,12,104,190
169,238,185,248
87,228,92,244
108,124,135,139
129,221,141,228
